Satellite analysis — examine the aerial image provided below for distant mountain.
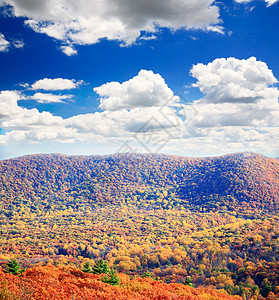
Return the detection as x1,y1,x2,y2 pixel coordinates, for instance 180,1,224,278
0,152,278,214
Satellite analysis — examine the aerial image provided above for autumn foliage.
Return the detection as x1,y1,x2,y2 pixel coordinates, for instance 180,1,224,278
0,152,278,214
0,152,278,299
0,265,242,300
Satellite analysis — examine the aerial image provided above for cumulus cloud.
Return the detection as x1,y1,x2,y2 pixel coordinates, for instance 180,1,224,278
1,0,222,53
0,33,10,52
0,90,73,144
31,78,83,90
0,58,278,156
0,71,186,145
95,70,179,111
190,57,279,104
0,91,22,120
187,57,279,142
0,91,62,126
31,92,72,103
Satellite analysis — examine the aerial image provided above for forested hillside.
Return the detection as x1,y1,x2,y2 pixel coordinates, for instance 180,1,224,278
0,265,242,300
1,152,278,214
0,152,278,299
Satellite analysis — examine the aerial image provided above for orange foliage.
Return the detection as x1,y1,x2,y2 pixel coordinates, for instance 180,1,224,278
0,265,241,300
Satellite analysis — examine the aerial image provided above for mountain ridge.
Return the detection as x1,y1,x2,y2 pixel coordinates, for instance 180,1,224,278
0,151,278,215
0,150,269,162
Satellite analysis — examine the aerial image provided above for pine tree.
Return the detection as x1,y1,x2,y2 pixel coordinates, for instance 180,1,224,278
4,258,25,276
183,276,194,287
101,268,120,286
81,261,92,273
91,259,109,274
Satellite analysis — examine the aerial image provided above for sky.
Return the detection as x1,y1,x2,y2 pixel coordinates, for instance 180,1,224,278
0,0,279,159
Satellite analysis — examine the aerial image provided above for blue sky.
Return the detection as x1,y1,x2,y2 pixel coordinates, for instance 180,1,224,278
0,0,278,159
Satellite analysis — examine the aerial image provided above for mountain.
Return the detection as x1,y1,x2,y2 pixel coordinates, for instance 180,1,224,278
0,151,278,215
1,152,279,299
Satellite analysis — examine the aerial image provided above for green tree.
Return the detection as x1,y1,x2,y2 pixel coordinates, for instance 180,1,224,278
142,271,156,280
81,261,92,273
4,258,25,276
260,278,273,297
101,268,120,286
91,259,109,274
183,276,194,287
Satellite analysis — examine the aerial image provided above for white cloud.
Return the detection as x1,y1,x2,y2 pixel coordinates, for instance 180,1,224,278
0,58,278,157
60,45,77,56
2,109,63,129
0,91,23,119
0,91,61,125
0,33,10,52
188,102,278,128
0,34,24,52
94,70,178,111
31,92,72,103
161,126,279,157
234,0,253,3
12,39,24,49
187,57,279,140
139,35,157,41
190,57,279,104
1,0,222,53
206,25,224,34
67,106,183,138
265,0,278,6
0,90,70,145
0,91,65,142
234,0,278,6
31,78,83,90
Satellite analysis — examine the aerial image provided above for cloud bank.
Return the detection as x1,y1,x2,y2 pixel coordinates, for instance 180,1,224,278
0,57,278,156
1,0,222,55
0,1,277,55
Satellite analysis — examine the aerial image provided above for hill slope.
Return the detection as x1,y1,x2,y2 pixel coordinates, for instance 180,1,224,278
0,151,278,214
0,265,242,300
0,152,279,299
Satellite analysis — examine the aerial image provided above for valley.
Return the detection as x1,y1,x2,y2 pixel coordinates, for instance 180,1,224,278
0,152,278,299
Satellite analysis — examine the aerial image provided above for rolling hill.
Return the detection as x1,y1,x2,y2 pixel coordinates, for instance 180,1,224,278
0,151,278,214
